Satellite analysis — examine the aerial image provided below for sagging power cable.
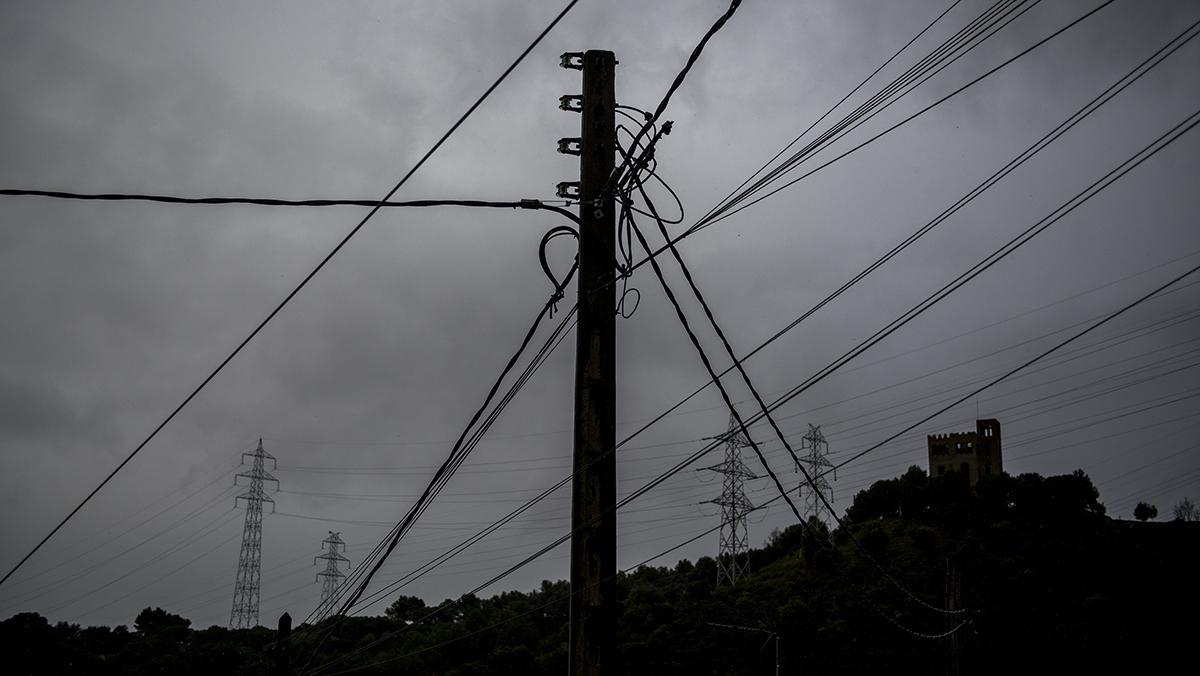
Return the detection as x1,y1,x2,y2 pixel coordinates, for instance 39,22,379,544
0,0,583,591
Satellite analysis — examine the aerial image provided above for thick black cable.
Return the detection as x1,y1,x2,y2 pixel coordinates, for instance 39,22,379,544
299,255,580,637
610,103,1200,588
317,262,577,618
331,67,1200,624
346,289,1199,668
685,0,1119,237
314,0,747,638
290,297,579,675
621,201,804,523
757,105,1200,448
694,0,965,227
302,5,1180,662
626,163,958,613
817,262,1200,478
606,0,742,191
0,0,581,591
337,256,1198,653
609,14,1198,468
0,190,581,225
706,0,1037,224
341,313,580,614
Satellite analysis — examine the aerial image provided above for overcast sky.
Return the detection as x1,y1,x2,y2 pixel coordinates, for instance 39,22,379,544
1,0,1198,631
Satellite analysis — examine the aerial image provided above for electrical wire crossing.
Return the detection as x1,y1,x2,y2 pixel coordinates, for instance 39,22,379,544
312,87,1200,669
0,190,580,223
0,0,582,592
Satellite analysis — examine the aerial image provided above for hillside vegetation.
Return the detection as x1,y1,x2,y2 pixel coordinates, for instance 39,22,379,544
4,468,1196,674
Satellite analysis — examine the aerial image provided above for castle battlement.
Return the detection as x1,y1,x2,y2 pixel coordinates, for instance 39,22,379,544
927,419,1002,487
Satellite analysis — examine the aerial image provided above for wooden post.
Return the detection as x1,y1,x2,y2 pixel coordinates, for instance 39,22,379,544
570,48,617,676
273,612,291,676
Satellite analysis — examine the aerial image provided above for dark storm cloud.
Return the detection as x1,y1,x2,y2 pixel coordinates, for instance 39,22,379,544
1,0,1197,629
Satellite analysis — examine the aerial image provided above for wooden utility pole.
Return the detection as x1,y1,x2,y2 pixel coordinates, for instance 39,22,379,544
570,49,617,676
272,611,291,676
945,557,962,676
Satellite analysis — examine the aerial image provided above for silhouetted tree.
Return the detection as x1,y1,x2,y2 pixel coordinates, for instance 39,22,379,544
385,594,428,624
133,607,190,634
1173,496,1199,522
1134,501,1158,522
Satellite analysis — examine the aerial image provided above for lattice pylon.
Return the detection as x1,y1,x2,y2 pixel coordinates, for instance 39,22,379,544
701,414,757,585
796,424,834,523
229,438,278,629
315,531,349,609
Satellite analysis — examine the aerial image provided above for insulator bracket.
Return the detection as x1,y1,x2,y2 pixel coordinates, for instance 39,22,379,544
556,181,581,199
559,95,583,112
557,138,582,156
559,52,585,70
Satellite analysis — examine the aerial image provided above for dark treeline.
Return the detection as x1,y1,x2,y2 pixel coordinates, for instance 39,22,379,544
4,469,1196,675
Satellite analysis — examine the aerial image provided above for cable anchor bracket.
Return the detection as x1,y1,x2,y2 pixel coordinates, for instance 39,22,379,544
557,137,582,156
556,181,581,199
559,52,584,70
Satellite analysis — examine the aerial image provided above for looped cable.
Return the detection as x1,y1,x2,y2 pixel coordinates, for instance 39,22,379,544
617,286,641,319
539,225,579,314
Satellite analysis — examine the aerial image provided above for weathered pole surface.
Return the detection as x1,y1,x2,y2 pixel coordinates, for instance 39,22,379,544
273,611,291,676
570,48,616,676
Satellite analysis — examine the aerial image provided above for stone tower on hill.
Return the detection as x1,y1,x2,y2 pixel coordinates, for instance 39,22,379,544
927,419,1002,486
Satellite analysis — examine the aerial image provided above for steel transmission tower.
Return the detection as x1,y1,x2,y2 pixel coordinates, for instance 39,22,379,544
229,438,278,629
314,531,349,608
701,414,758,585
796,424,834,522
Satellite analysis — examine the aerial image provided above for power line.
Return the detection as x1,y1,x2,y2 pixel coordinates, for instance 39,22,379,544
710,258,1200,563
771,300,1200,438
589,13,1200,482
823,393,1200,495
696,0,965,227
315,286,575,621
305,6,758,667
0,0,582,591
0,460,241,600
741,103,1200,471
266,247,1197,473
606,0,744,192
338,205,1200,662
357,108,1200,643
0,483,241,612
621,129,958,616
598,97,1200,614
684,0,1119,237
800,313,1200,449
42,504,242,617
289,279,579,676
699,0,1039,227
324,100,1200,631
823,263,1200,480
288,7,1180,662
0,189,579,223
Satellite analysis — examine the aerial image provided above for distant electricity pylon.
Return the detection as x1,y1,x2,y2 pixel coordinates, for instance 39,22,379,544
701,414,758,585
315,531,349,608
230,438,278,629
796,424,834,522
